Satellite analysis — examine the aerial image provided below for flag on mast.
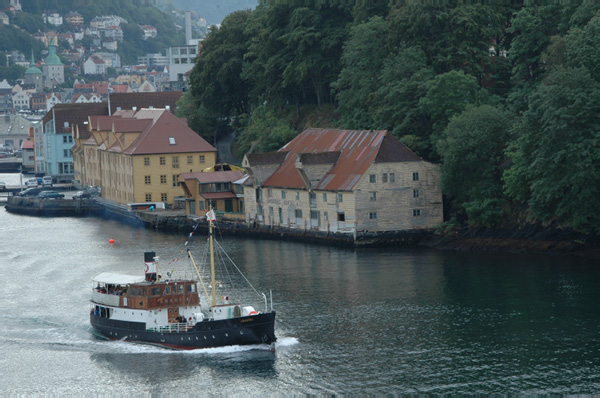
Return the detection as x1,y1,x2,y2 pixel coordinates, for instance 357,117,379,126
206,209,216,222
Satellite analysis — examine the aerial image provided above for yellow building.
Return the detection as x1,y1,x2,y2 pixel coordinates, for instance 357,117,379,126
79,108,216,206
179,168,246,220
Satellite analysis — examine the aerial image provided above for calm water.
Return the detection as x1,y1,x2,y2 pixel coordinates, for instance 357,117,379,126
1,205,599,394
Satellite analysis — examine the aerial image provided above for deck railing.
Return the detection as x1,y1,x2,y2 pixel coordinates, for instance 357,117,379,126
146,323,193,333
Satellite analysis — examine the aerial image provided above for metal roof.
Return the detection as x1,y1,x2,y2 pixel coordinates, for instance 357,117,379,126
261,128,419,191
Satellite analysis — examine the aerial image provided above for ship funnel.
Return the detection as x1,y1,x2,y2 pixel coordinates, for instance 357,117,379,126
144,251,157,282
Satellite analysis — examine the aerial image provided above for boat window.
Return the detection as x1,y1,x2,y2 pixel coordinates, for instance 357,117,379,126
130,288,136,296
137,288,142,296
188,284,195,293
165,286,171,294
151,287,161,295
179,284,184,293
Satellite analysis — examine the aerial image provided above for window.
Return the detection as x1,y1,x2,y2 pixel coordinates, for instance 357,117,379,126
187,155,193,164
413,172,419,181
369,212,377,219
370,192,377,201
369,174,376,183
199,155,205,163
267,188,272,198
389,173,395,183
172,175,178,187
160,175,167,184
165,286,171,294
294,209,302,218
159,156,166,165
338,193,343,203
63,149,70,157
63,135,69,143
169,137,176,145
279,207,283,223
338,213,345,221
295,192,300,200
144,157,150,166
382,173,388,183
144,175,151,184
413,189,420,198
413,209,421,217
323,193,327,202
281,190,286,199
64,121,69,128
145,193,152,202
188,284,195,293
161,193,167,202
324,212,328,223
172,156,179,168
181,48,188,55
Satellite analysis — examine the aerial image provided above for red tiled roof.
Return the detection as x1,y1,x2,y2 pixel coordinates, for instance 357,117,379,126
21,140,34,149
86,108,214,157
108,92,182,114
261,129,420,191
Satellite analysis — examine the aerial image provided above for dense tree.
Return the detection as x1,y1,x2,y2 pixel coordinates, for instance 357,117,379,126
190,11,253,120
565,14,600,81
333,16,389,130
372,46,434,157
418,70,483,158
437,105,512,226
503,67,600,232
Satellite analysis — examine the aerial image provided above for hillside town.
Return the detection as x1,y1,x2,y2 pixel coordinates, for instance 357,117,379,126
0,0,204,116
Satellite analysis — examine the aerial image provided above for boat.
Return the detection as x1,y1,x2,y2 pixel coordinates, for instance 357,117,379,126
90,210,277,350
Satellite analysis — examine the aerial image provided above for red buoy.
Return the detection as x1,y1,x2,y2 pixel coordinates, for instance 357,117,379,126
109,239,115,244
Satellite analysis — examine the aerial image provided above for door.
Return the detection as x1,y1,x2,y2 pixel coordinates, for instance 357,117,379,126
224,199,233,212
189,200,196,215
168,307,179,323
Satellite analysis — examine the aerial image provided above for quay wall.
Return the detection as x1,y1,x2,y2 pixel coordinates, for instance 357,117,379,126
4,196,432,247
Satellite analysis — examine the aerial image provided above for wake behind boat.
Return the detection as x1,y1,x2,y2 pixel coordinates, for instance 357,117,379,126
90,210,277,350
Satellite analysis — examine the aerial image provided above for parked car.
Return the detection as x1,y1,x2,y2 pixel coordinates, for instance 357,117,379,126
0,181,6,190
17,187,43,197
42,176,53,187
38,191,64,200
72,191,91,199
25,178,39,187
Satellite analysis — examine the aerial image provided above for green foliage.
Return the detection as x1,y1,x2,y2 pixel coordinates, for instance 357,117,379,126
12,12,45,33
437,104,512,226
503,67,600,233
333,16,389,129
419,70,482,157
373,46,434,156
235,107,297,158
190,10,253,119
0,25,45,58
565,14,600,81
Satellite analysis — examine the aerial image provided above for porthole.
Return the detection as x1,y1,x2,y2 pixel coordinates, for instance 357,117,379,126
240,331,244,335
196,337,198,340
181,337,184,341
188,337,191,340
212,335,215,339
225,333,228,337
203,336,206,340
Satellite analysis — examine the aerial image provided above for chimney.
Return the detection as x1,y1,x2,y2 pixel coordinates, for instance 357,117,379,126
185,11,192,45
144,251,157,282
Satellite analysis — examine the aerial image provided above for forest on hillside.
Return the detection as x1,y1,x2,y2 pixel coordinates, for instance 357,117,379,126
181,1,600,233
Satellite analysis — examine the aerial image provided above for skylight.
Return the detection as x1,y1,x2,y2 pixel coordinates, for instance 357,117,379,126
169,137,176,145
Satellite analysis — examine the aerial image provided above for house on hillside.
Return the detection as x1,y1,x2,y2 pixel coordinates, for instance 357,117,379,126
84,56,106,75
242,128,443,234
78,108,216,206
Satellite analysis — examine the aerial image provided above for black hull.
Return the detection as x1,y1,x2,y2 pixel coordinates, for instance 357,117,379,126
90,312,276,350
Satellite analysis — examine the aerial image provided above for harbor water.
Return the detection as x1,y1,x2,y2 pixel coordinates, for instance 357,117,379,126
0,203,599,394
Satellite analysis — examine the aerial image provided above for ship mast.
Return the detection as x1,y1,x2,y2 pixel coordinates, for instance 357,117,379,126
209,208,216,307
